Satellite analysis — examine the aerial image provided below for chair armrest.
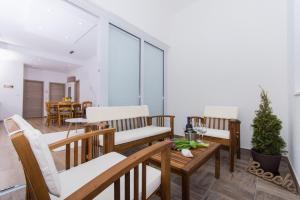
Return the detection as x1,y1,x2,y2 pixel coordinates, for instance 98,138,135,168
65,141,172,200
229,119,241,124
229,119,241,133
48,128,115,151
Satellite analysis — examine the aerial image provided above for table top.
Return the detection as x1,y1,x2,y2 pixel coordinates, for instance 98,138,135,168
65,118,87,123
150,140,221,175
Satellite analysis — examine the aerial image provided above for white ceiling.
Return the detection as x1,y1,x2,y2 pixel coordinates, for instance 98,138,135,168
0,0,99,71
0,48,81,72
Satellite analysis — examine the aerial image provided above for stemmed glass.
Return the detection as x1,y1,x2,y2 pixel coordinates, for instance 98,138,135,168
200,122,207,142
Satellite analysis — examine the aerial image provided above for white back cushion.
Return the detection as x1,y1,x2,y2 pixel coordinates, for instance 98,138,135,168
9,115,61,197
7,115,33,134
87,105,150,123
204,106,239,119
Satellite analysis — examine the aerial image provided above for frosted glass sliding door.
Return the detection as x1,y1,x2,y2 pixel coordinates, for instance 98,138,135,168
108,24,140,106
143,42,164,115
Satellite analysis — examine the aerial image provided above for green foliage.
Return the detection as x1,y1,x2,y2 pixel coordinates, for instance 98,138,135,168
173,139,209,150
251,89,286,155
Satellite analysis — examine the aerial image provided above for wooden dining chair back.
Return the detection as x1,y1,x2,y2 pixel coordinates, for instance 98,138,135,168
189,106,240,172
57,102,73,127
45,102,58,126
72,103,83,118
82,101,92,118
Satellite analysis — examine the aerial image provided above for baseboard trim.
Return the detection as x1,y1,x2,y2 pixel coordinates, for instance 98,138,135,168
282,156,300,194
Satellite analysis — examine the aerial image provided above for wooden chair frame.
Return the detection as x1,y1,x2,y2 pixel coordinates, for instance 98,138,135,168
5,118,171,200
85,115,175,153
72,103,83,118
57,102,73,127
189,116,240,172
82,101,92,118
45,102,58,127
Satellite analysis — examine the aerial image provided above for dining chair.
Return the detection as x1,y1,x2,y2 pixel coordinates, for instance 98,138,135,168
72,103,83,118
45,102,58,127
82,101,92,118
57,102,73,127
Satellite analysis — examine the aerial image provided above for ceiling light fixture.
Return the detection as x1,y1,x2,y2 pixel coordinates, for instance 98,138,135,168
69,50,74,54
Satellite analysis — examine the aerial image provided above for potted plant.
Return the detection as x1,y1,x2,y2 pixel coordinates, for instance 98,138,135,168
251,89,286,175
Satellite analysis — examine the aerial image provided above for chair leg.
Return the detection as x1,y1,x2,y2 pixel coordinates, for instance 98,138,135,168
58,115,61,127
229,145,235,172
237,136,241,159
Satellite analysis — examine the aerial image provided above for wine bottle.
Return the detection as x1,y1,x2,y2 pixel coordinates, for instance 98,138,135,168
185,117,193,133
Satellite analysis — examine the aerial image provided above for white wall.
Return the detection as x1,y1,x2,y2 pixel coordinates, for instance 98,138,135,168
69,56,101,106
0,60,24,120
88,0,290,150
289,0,300,183
87,0,175,44
24,66,67,116
166,0,289,149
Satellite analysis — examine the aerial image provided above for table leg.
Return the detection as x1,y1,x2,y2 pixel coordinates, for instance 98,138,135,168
215,148,220,179
182,174,190,200
66,123,72,138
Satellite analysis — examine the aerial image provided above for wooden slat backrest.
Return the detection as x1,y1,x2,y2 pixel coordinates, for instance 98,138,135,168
108,117,148,132
49,129,115,168
5,119,50,200
190,117,229,130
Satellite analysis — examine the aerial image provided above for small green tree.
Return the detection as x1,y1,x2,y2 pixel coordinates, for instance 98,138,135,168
251,89,286,155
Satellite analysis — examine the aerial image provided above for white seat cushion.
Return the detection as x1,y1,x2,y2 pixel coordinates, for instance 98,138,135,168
42,129,85,151
99,126,171,146
205,128,230,139
50,152,161,200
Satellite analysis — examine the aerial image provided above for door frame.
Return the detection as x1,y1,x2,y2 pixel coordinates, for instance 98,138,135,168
49,82,66,102
23,79,44,118
75,80,80,102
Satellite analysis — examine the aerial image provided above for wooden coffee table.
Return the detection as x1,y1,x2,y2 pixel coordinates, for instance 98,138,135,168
149,140,221,200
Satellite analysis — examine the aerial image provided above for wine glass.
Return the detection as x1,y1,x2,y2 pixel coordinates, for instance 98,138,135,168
200,122,207,142
194,125,201,139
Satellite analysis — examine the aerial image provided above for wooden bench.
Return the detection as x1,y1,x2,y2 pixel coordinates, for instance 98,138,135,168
85,105,175,152
4,115,172,200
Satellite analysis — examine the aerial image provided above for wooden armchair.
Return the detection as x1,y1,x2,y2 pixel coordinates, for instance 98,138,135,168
189,106,240,172
5,117,171,200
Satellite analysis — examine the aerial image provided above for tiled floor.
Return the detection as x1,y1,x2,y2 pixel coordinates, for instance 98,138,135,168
0,118,299,200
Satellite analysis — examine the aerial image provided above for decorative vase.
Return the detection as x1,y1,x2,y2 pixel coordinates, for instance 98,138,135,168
251,149,281,175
